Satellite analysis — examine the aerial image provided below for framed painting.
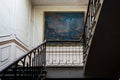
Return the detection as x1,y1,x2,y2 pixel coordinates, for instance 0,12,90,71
44,12,84,41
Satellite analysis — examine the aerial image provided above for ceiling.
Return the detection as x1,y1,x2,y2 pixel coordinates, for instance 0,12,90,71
31,0,89,6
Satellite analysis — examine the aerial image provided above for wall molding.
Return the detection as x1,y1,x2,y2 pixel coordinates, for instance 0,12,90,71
15,45,26,59
0,45,11,66
0,34,12,38
0,41,28,72
15,36,29,49
0,39,29,51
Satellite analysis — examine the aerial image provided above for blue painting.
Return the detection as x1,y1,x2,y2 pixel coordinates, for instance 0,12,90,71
44,12,84,41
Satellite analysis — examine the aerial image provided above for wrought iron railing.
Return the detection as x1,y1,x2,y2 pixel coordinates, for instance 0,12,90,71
46,40,83,66
0,41,47,80
83,0,102,63
0,0,104,79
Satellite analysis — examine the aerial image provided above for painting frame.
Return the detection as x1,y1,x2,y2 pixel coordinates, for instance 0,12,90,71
44,11,85,41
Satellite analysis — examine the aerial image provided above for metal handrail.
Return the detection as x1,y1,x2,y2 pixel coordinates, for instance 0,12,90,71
83,0,101,61
0,40,47,79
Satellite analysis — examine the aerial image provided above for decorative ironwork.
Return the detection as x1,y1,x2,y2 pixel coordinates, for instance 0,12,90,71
83,0,101,62
0,41,47,80
46,40,83,66
0,0,103,79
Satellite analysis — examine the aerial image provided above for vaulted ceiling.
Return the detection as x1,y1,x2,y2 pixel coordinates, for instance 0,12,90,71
32,0,89,6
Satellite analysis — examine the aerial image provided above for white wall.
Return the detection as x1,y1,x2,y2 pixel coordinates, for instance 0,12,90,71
0,0,32,69
0,42,27,71
0,0,14,36
0,0,32,46
15,0,32,46
33,6,87,47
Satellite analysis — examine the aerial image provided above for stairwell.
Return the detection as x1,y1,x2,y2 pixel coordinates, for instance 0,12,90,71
0,41,47,80
84,0,120,79
1,0,120,80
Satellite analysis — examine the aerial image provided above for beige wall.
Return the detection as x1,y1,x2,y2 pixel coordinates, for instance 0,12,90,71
33,6,87,47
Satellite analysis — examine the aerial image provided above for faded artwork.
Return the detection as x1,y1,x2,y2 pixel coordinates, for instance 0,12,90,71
44,12,84,41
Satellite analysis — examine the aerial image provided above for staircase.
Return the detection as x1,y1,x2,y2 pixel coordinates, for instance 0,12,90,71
1,66,47,80
84,0,120,79
0,41,47,80
1,0,120,80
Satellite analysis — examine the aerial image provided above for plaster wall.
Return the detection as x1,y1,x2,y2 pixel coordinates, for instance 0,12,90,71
15,0,32,46
0,0,32,46
0,42,27,72
0,0,14,36
0,0,31,69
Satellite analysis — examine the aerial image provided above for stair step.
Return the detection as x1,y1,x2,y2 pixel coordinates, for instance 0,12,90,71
0,68,47,80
